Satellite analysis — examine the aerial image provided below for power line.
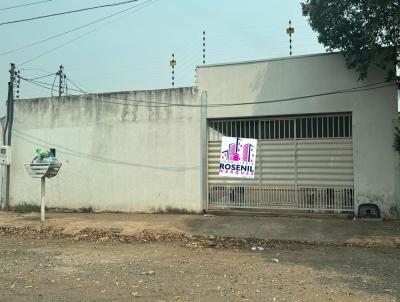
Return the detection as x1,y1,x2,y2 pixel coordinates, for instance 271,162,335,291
20,76,80,99
0,0,140,26
0,0,154,57
67,78,89,94
96,82,396,107
0,17,313,58
62,77,397,108
19,67,53,73
20,76,395,108
23,76,394,107
21,77,170,108
17,0,158,66
0,0,52,11
27,73,55,81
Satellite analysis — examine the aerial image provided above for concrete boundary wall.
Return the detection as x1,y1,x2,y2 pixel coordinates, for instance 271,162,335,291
8,88,203,212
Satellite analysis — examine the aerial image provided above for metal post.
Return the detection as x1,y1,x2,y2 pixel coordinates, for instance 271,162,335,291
170,54,176,88
286,20,294,56
200,91,208,212
41,177,45,222
202,30,206,64
294,119,298,208
57,65,64,97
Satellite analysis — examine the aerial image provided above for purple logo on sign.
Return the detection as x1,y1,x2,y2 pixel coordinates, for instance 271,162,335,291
221,138,255,163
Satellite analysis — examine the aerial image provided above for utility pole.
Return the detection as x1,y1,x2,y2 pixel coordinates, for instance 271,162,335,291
3,63,16,210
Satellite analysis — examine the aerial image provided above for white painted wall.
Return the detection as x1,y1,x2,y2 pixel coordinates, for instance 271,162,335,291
198,52,399,218
9,88,203,213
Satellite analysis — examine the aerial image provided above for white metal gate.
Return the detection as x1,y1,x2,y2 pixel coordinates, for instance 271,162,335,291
207,114,354,212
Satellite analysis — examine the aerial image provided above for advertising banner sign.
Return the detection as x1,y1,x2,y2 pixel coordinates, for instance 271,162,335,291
219,137,257,179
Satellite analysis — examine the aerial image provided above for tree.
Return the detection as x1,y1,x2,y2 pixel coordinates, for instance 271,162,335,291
301,0,399,86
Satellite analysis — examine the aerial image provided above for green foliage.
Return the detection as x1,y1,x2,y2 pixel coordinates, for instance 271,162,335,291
302,0,399,86
78,207,94,213
394,126,400,154
151,206,197,214
12,202,41,213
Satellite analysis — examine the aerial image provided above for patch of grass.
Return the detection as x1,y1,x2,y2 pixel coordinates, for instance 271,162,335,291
388,206,400,220
152,206,197,215
77,207,94,213
12,202,42,213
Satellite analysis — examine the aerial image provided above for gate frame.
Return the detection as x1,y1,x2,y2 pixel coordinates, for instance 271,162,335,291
206,113,354,213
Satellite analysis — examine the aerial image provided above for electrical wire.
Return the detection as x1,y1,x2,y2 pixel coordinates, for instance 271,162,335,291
17,0,158,66
67,78,89,94
51,74,57,97
26,73,55,81
19,67,53,73
21,77,170,108
20,76,396,109
24,76,394,106
21,77,86,93
0,0,52,11
61,77,397,108
0,0,140,26
0,0,154,57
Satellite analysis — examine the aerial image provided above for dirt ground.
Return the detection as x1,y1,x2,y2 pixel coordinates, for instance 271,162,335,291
0,235,399,302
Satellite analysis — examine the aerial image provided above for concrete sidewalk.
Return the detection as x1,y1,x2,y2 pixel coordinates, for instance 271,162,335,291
0,211,399,247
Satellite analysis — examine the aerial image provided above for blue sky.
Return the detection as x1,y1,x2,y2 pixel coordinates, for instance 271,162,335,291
0,0,325,114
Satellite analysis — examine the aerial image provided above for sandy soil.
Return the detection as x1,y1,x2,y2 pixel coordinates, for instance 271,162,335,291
0,235,399,302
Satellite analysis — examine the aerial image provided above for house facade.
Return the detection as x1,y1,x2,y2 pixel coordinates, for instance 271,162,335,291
198,52,399,218
1,52,398,218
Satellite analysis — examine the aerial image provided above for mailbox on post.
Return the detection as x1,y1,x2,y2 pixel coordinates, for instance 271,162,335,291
25,162,62,222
